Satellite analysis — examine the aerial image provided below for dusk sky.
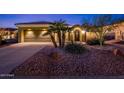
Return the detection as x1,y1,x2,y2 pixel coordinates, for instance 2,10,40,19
0,14,124,28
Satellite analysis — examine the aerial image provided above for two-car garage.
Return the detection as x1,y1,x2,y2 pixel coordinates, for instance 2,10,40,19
24,30,51,42
16,21,53,43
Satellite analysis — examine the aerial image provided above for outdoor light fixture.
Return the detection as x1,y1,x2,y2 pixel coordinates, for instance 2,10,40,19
82,30,86,34
42,29,47,31
27,29,32,31
26,31,35,38
27,31,33,35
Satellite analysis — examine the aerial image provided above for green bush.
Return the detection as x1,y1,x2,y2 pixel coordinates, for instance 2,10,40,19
64,43,86,54
86,39,104,45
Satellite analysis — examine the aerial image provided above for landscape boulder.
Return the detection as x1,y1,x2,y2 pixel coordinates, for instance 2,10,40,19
113,48,124,57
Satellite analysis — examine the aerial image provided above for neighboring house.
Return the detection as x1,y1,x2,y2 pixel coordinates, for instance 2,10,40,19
114,22,124,41
16,21,97,43
0,28,17,40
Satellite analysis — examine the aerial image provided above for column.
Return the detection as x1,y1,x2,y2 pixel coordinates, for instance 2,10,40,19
18,29,24,43
80,31,83,42
71,31,75,42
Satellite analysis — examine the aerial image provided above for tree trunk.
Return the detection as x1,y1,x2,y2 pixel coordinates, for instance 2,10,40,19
99,37,104,47
61,32,65,48
99,40,103,46
50,34,58,48
57,32,62,48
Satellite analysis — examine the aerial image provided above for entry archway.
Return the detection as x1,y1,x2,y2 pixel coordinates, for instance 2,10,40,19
74,30,80,41
71,25,83,42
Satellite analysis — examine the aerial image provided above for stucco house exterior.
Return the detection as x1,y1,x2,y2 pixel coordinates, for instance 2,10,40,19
16,21,124,43
0,28,17,40
16,21,97,43
114,22,124,41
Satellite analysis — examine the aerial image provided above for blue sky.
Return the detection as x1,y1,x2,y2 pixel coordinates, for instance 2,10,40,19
0,14,124,28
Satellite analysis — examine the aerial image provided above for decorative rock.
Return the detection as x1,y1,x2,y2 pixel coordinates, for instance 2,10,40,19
113,48,124,57
11,46,124,77
48,52,61,60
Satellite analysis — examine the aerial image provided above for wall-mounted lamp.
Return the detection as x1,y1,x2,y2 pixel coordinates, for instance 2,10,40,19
26,31,35,38
27,31,33,35
82,30,86,34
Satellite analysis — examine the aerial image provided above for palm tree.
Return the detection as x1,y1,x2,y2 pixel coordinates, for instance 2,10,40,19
51,19,69,48
43,19,70,48
43,27,58,48
54,19,66,48
61,25,71,48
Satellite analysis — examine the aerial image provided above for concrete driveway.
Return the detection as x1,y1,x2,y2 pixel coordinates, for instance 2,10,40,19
0,43,49,74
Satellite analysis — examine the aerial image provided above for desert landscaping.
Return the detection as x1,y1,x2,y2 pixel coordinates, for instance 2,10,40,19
1,14,124,79
10,43,124,78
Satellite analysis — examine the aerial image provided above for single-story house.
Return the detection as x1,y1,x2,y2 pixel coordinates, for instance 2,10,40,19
0,28,17,40
15,21,97,43
114,22,124,40
16,21,124,43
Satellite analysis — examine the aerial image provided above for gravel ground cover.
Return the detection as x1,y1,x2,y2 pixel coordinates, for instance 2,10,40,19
11,45,124,78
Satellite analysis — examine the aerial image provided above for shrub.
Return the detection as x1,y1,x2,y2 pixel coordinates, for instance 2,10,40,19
86,39,104,45
64,43,86,54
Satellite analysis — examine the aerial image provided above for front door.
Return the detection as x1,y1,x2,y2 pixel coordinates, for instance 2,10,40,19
74,30,80,41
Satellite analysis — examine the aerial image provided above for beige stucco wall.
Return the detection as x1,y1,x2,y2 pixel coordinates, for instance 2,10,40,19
86,32,97,41
18,29,24,43
18,25,111,43
114,23,124,40
17,22,124,43
18,26,97,43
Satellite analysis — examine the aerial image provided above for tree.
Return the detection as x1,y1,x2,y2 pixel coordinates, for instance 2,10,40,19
43,26,58,48
43,19,70,48
51,19,69,48
111,18,124,40
61,25,71,47
82,15,114,46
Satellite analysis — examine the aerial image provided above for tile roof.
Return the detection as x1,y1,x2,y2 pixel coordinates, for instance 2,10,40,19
15,21,53,25
0,28,17,31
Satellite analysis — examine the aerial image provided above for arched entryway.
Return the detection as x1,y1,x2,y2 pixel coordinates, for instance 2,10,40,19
71,25,83,42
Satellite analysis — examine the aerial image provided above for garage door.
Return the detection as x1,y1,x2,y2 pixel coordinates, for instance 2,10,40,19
24,30,51,42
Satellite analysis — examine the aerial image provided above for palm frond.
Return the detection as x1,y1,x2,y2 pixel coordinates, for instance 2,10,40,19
42,31,50,36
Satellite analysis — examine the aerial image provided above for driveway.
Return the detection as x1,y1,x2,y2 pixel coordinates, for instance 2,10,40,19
0,43,50,74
